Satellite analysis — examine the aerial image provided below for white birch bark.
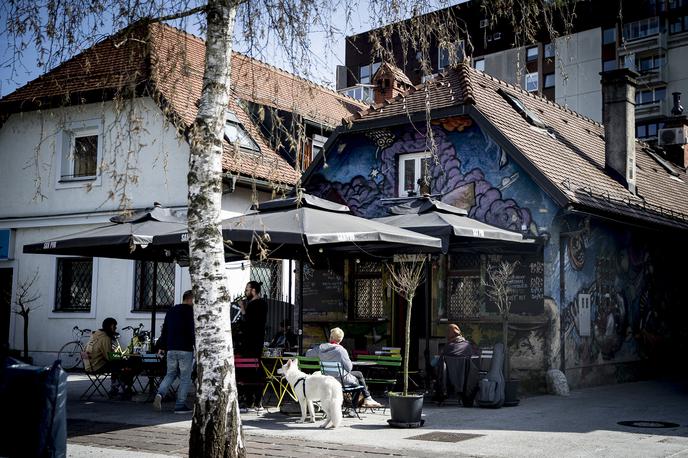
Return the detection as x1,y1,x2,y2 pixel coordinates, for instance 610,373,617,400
187,1,244,456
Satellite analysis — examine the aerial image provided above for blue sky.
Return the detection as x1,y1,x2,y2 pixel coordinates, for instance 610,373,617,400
0,1,464,97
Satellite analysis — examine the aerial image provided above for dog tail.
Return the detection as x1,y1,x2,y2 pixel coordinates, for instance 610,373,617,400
331,390,344,428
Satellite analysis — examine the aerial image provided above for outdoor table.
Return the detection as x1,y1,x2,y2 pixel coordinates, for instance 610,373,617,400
260,355,296,408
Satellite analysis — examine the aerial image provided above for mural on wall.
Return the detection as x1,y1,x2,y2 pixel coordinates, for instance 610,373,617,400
557,216,678,372
308,116,556,237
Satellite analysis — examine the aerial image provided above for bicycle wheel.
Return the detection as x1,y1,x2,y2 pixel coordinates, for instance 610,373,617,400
58,341,84,371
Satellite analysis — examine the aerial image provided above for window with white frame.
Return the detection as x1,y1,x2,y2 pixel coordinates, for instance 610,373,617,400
311,134,327,161
224,110,260,153
54,258,93,312
526,46,539,62
635,86,666,105
398,152,431,197
474,58,485,72
525,72,539,92
60,122,102,182
133,261,176,312
622,17,659,41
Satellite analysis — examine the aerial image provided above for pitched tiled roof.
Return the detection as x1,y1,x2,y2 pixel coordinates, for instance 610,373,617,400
348,64,688,230
1,23,365,185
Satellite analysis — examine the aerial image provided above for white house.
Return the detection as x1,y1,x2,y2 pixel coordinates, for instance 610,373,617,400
0,23,363,366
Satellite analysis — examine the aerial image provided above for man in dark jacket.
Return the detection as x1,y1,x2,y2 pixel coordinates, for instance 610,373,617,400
153,290,195,414
433,324,479,406
238,281,268,357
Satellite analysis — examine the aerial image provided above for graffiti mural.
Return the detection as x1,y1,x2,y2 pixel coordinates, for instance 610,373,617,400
308,117,557,237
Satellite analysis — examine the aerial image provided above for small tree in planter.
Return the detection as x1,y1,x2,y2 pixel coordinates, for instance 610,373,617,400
13,270,41,363
483,260,519,401
385,255,427,425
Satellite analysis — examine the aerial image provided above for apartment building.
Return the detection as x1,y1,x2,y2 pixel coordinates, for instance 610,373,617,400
338,0,688,144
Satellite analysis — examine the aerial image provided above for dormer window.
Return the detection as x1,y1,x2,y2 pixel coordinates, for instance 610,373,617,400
224,110,260,154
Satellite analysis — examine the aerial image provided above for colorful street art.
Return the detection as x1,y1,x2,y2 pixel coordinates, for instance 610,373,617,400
308,117,556,238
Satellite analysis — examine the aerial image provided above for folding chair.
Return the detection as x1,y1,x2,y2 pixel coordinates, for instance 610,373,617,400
295,356,321,374
319,361,366,419
235,357,264,407
80,352,111,400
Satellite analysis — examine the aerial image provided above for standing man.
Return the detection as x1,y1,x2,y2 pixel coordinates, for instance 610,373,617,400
153,290,195,414
238,281,268,410
239,281,268,357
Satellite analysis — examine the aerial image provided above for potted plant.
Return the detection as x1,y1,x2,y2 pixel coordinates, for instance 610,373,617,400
385,255,427,427
484,260,520,406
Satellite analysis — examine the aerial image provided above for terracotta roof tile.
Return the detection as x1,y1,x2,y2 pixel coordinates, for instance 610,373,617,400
349,63,688,230
1,23,363,186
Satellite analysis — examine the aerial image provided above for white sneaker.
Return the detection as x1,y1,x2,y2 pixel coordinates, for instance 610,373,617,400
153,393,162,411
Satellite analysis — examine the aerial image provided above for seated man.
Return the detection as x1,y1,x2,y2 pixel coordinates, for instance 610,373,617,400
84,317,139,398
433,324,479,406
269,319,298,351
306,327,382,408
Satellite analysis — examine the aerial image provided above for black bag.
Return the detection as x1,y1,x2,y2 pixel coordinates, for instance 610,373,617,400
0,359,67,457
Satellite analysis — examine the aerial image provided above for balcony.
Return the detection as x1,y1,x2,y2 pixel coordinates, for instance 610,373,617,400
635,98,667,119
338,84,376,104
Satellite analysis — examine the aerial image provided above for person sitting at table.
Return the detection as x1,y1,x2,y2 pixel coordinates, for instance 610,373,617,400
153,290,195,414
432,324,479,405
306,327,382,409
269,319,298,351
84,317,139,399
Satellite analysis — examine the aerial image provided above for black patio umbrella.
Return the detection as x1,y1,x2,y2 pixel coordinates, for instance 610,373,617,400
373,197,532,253
23,203,187,262
153,194,443,260
23,203,188,344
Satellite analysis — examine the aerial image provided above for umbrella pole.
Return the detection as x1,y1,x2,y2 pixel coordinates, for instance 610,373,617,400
424,257,432,389
299,261,304,354
150,261,158,352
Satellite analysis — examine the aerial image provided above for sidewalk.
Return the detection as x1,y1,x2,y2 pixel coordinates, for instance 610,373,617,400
66,375,688,457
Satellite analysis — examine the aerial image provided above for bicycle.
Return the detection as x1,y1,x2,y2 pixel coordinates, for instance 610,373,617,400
122,323,151,354
58,325,92,371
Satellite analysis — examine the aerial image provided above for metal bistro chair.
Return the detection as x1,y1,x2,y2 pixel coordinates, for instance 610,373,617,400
319,361,366,420
79,352,112,400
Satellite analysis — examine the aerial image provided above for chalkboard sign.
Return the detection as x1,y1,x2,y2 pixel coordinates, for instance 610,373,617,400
485,254,544,315
302,263,344,313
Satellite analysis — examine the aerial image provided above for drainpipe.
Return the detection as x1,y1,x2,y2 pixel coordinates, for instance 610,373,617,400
559,235,566,373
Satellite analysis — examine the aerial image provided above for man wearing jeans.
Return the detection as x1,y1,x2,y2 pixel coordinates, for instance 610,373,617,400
153,290,195,413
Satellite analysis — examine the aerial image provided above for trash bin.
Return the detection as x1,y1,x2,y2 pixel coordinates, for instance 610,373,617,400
0,359,67,458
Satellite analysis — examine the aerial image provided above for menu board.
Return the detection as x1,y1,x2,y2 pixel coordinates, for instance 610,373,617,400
301,263,344,313
485,254,544,315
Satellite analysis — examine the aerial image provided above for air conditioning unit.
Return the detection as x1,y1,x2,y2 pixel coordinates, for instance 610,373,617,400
658,126,688,146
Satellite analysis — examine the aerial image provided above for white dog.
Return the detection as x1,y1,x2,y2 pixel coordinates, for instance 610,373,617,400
280,359,343,428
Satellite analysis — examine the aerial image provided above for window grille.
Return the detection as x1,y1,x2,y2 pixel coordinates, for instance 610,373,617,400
354,262,384,319
251,260,282,299
447,276,482,320
55,258,92,312
133,261,175,311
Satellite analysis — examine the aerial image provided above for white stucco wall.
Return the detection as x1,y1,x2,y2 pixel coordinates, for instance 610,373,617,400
555,28,603,122
0,97,283,365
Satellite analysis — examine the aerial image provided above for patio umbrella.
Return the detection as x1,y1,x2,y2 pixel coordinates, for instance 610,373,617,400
23,203,188,344
373,197,532,253
23,203,187,262
153,194,443,260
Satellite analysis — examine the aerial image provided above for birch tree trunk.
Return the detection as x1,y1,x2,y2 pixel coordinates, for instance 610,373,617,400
187,1,244,456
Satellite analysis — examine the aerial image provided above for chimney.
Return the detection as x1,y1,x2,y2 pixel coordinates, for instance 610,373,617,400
600,68,639,194
372,63,413,105
661,92,688,168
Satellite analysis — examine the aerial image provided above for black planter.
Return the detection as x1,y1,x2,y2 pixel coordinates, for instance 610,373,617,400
504,378,520,407
388,392,424,427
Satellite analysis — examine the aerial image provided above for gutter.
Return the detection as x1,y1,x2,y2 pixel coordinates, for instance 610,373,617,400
222,173,295,193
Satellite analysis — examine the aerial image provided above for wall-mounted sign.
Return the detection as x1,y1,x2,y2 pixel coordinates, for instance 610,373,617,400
0,229,13,260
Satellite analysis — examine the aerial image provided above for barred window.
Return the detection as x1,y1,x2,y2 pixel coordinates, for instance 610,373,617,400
55,258,92,312
354,261,384,320
446,253,483,320
133,261,175,311
251,260,282,299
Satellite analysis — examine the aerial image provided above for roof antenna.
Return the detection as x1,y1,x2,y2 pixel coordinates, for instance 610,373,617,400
671,92,684,116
